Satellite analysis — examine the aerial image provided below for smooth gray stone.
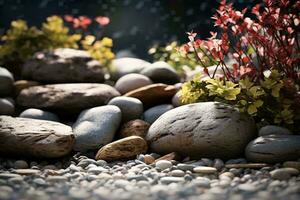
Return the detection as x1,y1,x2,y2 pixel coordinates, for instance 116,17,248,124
19,108,59,122
0,67,14,96
270,168,299,180
22,48,105,83
110,57,151,81
140,61,180,84
245,135,300,163
0,98,14,115
146,102,256,159
108,96,143,122
259,125,292,136
160,176,184,184
73,105,122,151
17,83,120,113
114,73,152,94
143,104,174,124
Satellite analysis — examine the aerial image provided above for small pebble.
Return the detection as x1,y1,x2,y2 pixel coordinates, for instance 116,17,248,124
193,166,217,174
155,160,173,170
14,160,29,169
270,168,299,180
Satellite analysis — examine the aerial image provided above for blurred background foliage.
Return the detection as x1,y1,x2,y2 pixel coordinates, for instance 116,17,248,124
0,0,257,60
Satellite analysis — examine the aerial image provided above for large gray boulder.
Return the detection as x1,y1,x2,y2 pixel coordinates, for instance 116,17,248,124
73,105,122,151
22,48,105,83
0,116,74,158
0,67,14,96
245,135,300,163
17,83,120,112
146,102,257,159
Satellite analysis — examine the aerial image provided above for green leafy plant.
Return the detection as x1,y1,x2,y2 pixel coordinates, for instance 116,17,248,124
149,41,216,75
0,15,114,76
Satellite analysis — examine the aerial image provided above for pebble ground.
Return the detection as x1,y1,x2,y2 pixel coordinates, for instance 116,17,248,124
0,154,299,200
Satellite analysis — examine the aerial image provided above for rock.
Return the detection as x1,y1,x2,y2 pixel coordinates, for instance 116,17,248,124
19,108,59,122
17,83,120,113
245,135,300,163
119,119,150,139
13,169,40,175
22,48,105,83
95,136,147,161
143,104,174,124
270,168,299,180
156,160,173,170
144,154,155,164
170,169,185,177
14,160,29,169
114,73,153,94
0,116,74,158
177,164,195,171
172,91,182,107
0,67,14,96
108,96,143,122
14,80,39,96
213,159,224,170
155,152,182,163
259,125,292,136
73,105,122,151
225,163,268,169
283,161,300,171
110,57,151,80
160,177,184,184
146,102,256,159
193,166,217,174
0,98,15,115
140,61,180,84
124,83,177,106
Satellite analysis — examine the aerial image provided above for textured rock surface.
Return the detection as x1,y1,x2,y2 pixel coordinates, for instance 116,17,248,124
119,119,150,139
110,57,151,80
245,135,300,163
0,116,74,158
0,67,14,96
0,98,15,115
22,48,105,83
140,61,180,84
124,84,177,106
114,73,153,94
95,136,147,161
17,84,120,112
108,96,143,122
14,80,40,96
19,108,59,122
258,125,292,136
143,104,174,124
146,102,257,159
73,105,122,151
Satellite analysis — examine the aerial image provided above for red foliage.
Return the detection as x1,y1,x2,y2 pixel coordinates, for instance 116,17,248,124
182,0,300,83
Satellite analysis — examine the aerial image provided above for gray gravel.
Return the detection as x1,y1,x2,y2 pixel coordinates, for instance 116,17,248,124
0,155,299,200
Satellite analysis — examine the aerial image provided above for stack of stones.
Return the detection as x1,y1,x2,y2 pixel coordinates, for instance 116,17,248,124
0,48,299,199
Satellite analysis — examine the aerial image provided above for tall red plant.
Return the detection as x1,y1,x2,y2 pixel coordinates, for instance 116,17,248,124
182,0,300,84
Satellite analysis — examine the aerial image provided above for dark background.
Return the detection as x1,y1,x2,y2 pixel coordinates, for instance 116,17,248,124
0,0,257,59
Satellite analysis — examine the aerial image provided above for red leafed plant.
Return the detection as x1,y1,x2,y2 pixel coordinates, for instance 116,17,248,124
180,0,300,130
182,0,299,83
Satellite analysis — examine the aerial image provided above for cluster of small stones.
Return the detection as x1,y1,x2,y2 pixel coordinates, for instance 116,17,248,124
0,153,299,200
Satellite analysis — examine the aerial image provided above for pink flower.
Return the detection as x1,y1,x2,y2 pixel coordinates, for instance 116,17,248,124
95,16,110,26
